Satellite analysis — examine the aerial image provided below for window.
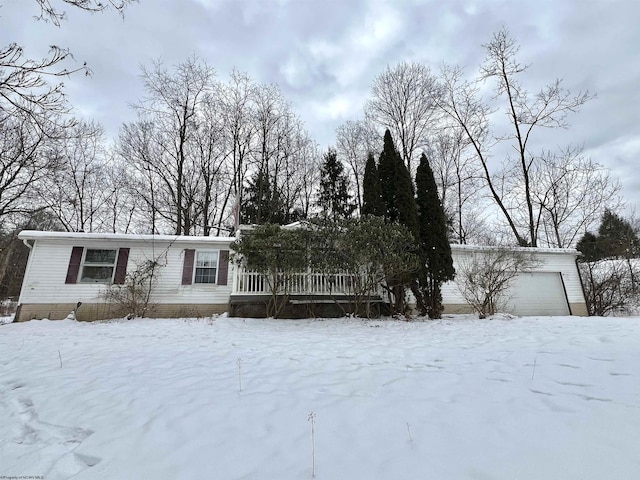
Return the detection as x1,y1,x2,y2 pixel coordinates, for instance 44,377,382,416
80,249,117,283
194,250,218,284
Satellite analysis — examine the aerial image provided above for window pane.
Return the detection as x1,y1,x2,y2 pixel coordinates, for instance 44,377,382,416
195,267,217,284
85,249,117,264
81,266,115,283
196,251,218,268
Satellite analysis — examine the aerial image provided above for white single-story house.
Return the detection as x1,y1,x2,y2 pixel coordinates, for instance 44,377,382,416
15,230,588,321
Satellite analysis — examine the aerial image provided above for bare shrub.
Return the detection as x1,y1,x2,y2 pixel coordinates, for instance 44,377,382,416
456,248,540,318
579,259,640,316
102,257,165,318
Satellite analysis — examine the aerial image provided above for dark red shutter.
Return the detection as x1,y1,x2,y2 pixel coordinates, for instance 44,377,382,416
182,249,195,285
218,250,229,285
65,247,84,284
113,248,130,285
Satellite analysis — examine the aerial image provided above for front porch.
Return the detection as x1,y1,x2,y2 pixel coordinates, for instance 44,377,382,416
229,269,387,318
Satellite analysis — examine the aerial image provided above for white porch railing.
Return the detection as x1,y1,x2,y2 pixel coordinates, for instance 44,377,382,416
234,268,379,296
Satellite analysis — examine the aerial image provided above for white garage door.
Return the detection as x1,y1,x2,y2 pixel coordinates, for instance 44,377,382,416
504,272,570,316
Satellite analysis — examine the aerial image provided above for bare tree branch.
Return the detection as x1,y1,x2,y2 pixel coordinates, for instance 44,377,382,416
34,0,136,26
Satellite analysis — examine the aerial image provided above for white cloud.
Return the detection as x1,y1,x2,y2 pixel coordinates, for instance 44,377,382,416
584,135,640,209
311,94,355,120
280,56,307,88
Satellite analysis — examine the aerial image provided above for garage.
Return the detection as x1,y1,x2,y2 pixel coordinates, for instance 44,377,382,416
504,272,571,316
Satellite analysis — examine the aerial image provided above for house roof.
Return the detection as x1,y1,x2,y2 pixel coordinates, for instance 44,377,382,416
17,230,579,256
18,230,236,244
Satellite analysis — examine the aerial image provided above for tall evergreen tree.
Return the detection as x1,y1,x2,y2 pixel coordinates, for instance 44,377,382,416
378,129,399,222
241,170,288,225
362,153,385,216
375,129,423,315
416,153,455,318
376,129,419,235
393,149,419,238
317,148,356,221
576,232,602,262
597,209,640,258
577,210,640,261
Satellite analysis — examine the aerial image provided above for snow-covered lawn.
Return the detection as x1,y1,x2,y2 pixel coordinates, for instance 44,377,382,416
1,315,639,480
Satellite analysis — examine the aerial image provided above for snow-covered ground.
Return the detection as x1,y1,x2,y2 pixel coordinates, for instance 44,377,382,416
1,315,639,480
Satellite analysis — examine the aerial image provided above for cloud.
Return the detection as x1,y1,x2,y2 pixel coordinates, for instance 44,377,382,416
584,135,640,211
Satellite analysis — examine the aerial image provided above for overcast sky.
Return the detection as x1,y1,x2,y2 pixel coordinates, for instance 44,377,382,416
2,0,639,210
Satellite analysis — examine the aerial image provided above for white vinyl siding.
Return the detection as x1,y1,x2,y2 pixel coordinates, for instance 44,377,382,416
442,246,586,314
18,238,234,306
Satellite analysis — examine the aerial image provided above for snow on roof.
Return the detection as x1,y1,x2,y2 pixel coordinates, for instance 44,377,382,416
20,229,577,255
233,225,580,256
450,243,579,255
18,230,236,244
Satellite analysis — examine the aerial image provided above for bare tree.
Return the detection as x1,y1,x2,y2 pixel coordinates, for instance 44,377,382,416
37,120,114,232
335,119,379,213
216,70,257,232
438,29,594,247
529,147,623,248
122,57,217,235
227,77,316,227
191,92,227,236
253,83,286,175
102,248,168,319
271,114,317,221
426,127,485,244
251,84,302,223
293,138,321,219
365,62,441,172
119,120,169,234
102,152,139,233
0,111,62,224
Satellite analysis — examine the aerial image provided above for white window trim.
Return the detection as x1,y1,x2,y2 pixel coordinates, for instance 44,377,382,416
193,249,220,285
79,247,118,284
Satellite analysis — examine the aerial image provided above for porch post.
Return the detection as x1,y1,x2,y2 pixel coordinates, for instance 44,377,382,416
232,262,239,294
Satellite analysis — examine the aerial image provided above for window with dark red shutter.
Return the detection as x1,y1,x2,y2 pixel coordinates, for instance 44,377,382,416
218,250,229,285
114,248,130,285
65,247,84,284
